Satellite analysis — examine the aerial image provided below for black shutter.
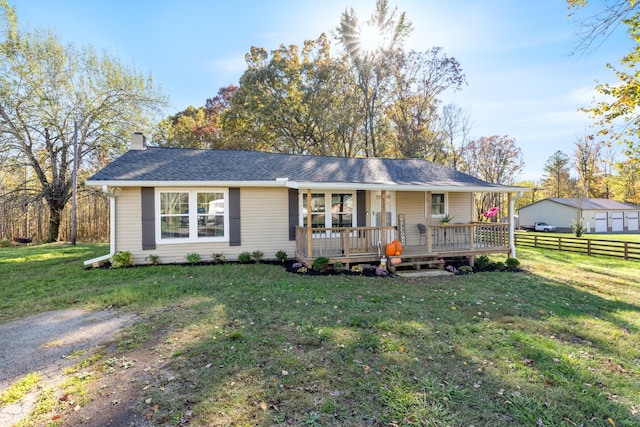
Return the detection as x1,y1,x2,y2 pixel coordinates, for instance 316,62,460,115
357,190,366,227
288,188,299,240
141,187,156,250
229,188,241,246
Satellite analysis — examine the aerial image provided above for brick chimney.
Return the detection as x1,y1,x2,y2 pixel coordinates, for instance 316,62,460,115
130,132,147,150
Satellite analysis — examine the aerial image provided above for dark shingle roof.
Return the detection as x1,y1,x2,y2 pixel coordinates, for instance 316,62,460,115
87,147,511,189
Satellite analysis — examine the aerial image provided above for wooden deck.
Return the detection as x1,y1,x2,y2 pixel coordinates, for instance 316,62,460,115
295,223,511,269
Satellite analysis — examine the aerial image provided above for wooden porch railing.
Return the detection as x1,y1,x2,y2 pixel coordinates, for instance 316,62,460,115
295,226,396,261
295,223,510,265
430,223,509,253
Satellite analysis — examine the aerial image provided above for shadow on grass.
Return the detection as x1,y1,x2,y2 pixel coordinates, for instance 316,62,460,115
105,259,640,426
3,244,638,426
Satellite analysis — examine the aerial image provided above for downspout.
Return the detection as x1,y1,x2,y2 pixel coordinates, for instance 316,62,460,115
84,185,116,266
508,191,524,258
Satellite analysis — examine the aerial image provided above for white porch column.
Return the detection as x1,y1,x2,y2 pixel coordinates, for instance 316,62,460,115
509,192,524,258
426,191,432,253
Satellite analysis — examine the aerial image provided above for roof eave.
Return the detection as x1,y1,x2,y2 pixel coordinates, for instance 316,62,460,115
87,179,531,193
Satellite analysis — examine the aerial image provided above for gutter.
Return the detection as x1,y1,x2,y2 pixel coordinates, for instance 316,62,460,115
85,179,532,194
84,185,116,267
509,191,525,258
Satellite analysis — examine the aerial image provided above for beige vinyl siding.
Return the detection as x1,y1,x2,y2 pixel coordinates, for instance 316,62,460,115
448,193,473,224
239,187,295,257
115,188,143,260
396,191,427,246
395,191,475,246
114,186,296,265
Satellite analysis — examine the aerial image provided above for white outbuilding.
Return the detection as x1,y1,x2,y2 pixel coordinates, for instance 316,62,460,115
518,198,640,233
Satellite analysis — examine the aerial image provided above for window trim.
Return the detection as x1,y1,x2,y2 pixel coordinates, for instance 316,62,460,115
156,188,229,244
428,192,448,218
299,190,357,231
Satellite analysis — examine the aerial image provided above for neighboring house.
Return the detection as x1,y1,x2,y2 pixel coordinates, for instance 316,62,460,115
84,133,531,267
518,198,640,233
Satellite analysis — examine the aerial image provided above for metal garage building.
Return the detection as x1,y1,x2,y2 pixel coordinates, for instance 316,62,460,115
518,198,640,233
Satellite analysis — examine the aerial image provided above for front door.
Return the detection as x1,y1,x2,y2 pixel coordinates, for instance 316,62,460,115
371,191,396,227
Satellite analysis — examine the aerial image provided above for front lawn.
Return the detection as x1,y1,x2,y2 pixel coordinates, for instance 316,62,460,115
1,244,639,426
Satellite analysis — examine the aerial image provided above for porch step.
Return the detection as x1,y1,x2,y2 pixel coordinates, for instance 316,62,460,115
391,256,444,272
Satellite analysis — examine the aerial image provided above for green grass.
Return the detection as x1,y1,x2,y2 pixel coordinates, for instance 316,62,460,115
1,243,639,426
523,231,640,243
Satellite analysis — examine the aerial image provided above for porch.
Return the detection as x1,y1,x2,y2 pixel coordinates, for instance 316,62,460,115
295,223,511,269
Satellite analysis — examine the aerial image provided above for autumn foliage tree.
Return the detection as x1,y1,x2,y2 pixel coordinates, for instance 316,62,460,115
155,85,238,149
568,0,640,156
0,2,166,242
462,135,524,219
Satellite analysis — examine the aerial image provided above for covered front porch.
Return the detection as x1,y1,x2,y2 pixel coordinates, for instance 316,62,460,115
295,222,511,268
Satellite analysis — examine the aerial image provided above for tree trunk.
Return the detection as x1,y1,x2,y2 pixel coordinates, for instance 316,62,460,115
47,204,62,243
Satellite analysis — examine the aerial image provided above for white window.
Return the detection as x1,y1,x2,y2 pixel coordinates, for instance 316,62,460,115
157,189,228,243
300,191,356,229
428,193,447,216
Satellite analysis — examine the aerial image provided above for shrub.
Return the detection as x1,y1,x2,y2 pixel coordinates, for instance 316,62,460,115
111,251,132,269
459,265,473,274
312,257,330,272
252,250,264,263
332,261,345,272
275,250,288,263
0,238,11,248
238,252,252,264
505,258,520,269
571,218,585,237
211,252,225,264
475,255,491,269
185,253,201,265
491,261,506,271
351,265,363,274
145,254,160,265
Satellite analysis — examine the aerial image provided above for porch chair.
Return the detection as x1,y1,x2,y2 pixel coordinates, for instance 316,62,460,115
417,223,426,246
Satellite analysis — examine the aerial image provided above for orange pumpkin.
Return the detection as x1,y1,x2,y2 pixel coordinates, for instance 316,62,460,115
392,240,402,256
385,242,396,257
389,256,402,265
386,240,403,256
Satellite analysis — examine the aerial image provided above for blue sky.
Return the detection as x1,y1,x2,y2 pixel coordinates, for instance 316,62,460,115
11,0,633,181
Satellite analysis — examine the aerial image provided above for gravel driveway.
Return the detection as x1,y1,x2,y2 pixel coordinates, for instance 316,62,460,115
0,308,136,425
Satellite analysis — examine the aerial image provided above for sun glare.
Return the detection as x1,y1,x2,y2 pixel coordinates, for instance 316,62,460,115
358,23,383,54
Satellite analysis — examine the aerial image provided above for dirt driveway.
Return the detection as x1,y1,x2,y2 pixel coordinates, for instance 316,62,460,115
0,308,137,426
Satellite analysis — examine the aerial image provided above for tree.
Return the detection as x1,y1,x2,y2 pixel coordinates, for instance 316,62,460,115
387,49,466,161
541,151,573,198
222,35,365,156
336,0,413,157
568,0,640,156
612,158,640,203
439,104,471,170
0,2,166,242
463,136,525,219
154,85,238,149
573,133,603,197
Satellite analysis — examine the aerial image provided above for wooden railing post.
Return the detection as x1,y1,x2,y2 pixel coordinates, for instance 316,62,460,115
469,224,474,250
426,191,432,253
